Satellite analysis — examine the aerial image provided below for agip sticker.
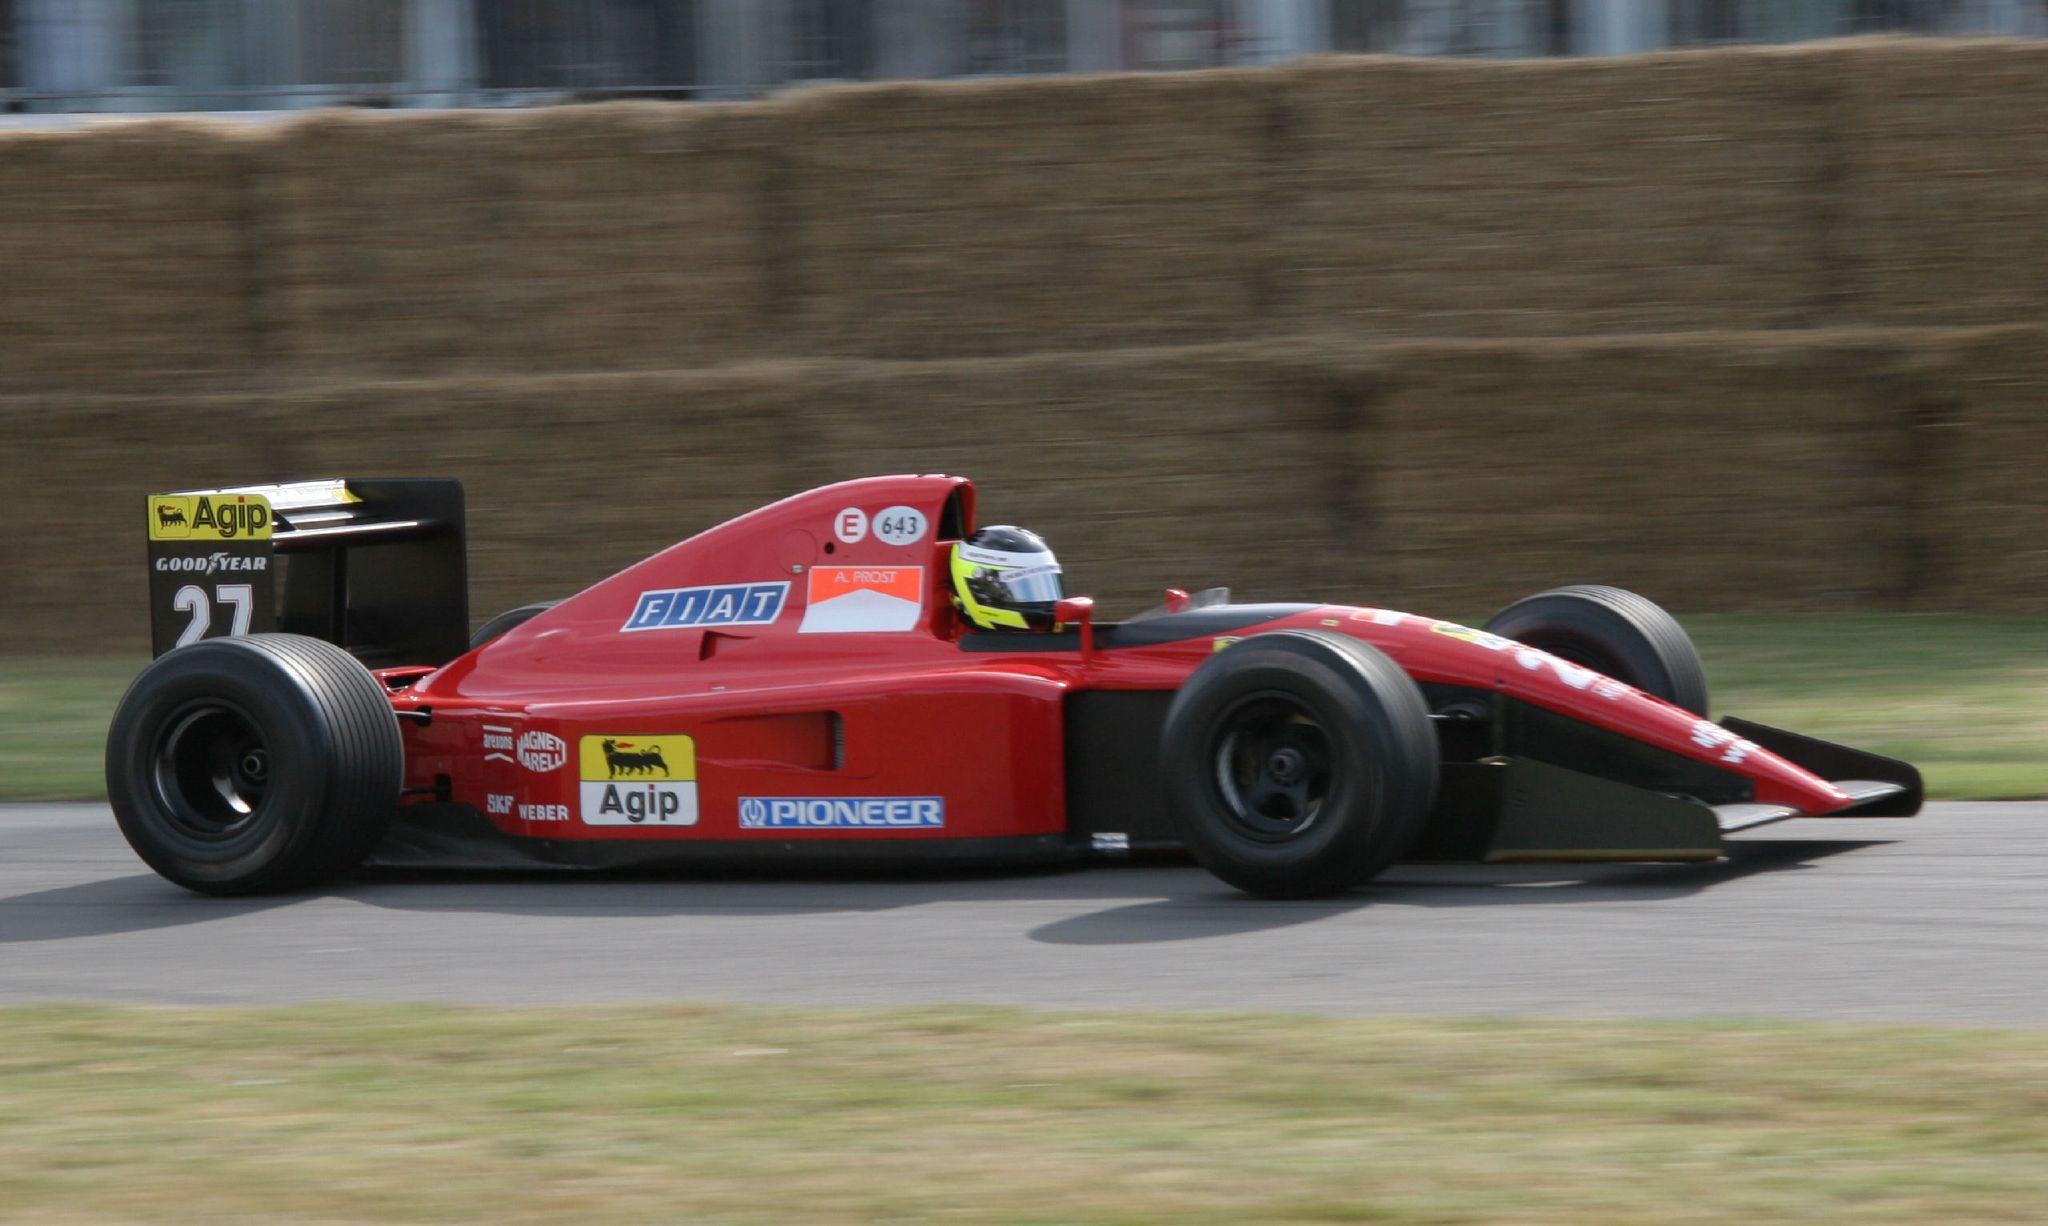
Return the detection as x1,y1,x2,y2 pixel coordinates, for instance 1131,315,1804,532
579,734,699,826
147,493,273,541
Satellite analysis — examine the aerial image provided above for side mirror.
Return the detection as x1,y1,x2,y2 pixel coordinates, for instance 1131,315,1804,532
1054,596,1096,658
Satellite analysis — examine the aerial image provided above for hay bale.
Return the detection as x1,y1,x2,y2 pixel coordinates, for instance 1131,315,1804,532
1360,331,1917,613
25,323,2048,653
0,121,261,394
1840,39,2048,328
0,371,812,651
270,104,777,378
1907,325,2048,611
0,393,275,651
1292,47,1832,338
798,341,1353,610
777,70,1285,359
234,369,821,618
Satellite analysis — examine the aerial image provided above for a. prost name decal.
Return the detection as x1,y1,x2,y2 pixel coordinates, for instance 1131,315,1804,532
798,566,923,634
738,796,945,830
622,582,788,633
578,734,699,826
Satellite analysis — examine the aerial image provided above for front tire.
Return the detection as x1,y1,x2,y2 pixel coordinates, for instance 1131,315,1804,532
1162,630,1439,899
105,634,403,895
1483,585,1709,715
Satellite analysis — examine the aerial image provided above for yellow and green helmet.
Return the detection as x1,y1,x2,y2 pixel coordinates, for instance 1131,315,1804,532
950,525,1064,631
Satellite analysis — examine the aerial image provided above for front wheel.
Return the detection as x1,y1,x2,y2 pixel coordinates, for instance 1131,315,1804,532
104,634,403,895
1161,630,1439,899
1483,585,1709,716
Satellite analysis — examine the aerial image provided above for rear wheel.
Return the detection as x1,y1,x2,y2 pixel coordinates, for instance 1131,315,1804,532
105,634,403,895
1162,630,1439,898
469,600,561,651
1483,585,1709,715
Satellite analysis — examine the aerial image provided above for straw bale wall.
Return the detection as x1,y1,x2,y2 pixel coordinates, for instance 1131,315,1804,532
1363,333,1919,606
268,104,777,377
1292,49,1834,337
0,122,259,394
1901,327,2048,608
9,39,2048,386
1837,40,2048,328
7,327,2045,653
776,71,1286,358
4,39,2048,647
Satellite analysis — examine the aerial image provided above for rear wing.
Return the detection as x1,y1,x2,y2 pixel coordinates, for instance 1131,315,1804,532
145,478,468,667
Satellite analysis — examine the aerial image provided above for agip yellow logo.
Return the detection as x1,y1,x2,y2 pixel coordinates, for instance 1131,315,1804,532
148,493,274,541
578,734,699,827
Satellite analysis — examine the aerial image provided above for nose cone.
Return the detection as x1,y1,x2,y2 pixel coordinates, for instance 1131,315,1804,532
1338,609,1856,815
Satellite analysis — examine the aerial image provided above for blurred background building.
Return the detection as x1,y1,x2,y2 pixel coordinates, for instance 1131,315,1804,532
3,0,2045,113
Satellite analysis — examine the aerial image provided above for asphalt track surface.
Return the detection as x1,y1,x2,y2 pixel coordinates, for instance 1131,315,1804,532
3,802,2044,1025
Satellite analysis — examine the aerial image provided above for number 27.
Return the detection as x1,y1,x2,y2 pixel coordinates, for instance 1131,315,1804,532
172,584,254,648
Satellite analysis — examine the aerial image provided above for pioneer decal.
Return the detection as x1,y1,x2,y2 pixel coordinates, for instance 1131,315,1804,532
738,796,945,830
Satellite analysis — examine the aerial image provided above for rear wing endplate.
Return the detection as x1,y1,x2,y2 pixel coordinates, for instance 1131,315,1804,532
145,478,468,667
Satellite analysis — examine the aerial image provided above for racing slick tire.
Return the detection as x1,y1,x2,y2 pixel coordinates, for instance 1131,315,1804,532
1162,630,1439,899
468,600,562,651
105,633,404,896
1483,584,1709,715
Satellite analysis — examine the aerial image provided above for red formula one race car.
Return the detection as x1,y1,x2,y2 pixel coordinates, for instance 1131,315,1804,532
108,475,1921,898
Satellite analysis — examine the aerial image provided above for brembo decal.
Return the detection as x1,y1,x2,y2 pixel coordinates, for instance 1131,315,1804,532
1691,720,1760,765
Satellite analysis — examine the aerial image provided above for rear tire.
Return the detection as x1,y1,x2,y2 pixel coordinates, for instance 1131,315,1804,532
1162,630,1439,899
104,634,403,895
469,600,562,651
1483,585,1709,715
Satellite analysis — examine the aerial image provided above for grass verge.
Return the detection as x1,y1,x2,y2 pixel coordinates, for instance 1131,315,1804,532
1,1005,2045,1224
6,615,2045,801
1683,615,2048,800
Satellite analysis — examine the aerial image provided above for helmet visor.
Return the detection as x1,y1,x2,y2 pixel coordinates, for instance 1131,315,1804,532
993,562,1063,605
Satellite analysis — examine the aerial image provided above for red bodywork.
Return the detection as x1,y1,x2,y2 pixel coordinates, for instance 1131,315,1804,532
382,475,1871,848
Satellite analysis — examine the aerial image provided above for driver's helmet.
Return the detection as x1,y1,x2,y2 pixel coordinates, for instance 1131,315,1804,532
950,525,1064,631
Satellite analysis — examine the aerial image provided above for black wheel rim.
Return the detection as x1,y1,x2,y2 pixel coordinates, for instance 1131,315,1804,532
1211,693,1336,841
150,701,271,841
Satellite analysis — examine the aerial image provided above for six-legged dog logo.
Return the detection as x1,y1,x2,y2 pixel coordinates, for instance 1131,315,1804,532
602,739,669,778
156,504,187,529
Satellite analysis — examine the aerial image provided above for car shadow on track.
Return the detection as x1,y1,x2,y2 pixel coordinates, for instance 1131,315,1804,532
0,840,1887,947
1026,839,1888,946
0,873,302,945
